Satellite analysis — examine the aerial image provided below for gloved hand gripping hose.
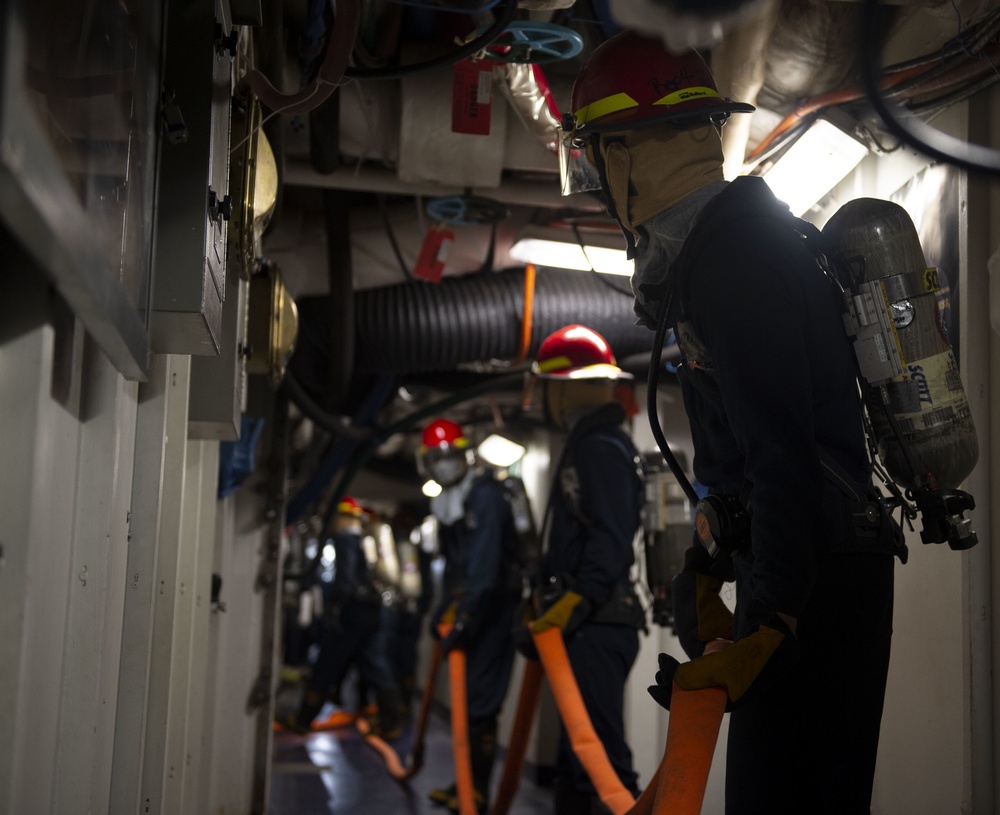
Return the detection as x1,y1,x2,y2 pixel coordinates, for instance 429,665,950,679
649,611,797,710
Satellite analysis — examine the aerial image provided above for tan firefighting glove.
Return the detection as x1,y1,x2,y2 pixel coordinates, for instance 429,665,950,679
649,608,797,711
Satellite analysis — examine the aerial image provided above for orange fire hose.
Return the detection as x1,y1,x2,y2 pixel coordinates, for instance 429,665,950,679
529,627,729,815
489,658,545,815
514,263,537,365
631,639,731,815
355,640,444,780
359,621,727,814
315,709,360,730
444,631,479,815
651,682,727,815
623,765,660,815
410,639,444,770
531,627,636,815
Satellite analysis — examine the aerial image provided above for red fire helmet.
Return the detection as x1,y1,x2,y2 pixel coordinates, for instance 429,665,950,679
569,31,754,136
420,418,469,452
336,496,365,518
533,325,632,380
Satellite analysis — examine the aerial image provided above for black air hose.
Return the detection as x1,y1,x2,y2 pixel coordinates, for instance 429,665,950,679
352,267,654,374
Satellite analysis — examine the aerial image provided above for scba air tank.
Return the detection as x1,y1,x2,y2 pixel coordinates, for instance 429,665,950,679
822,198,978,492
639,451,692,628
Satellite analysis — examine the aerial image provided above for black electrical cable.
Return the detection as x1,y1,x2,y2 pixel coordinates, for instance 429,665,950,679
860,0,1000,177
344,0,519,80
747,114,818,171
879,36,1000,101
876,10,1000,101
478,221,497,274
909,71,1000,115
569,223,635,296
646,282,701,506
377,194,415,281
881,12,997,74
283,369,376,441
317,371,527,538
878,51,973,100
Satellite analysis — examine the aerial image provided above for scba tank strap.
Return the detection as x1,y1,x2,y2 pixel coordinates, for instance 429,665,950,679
820,452,908,562
672,212,909,564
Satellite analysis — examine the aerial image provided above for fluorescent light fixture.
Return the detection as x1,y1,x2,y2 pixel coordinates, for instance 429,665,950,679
422,480,442,498
477,434,526,468
509,225,633,277
757,119,868,216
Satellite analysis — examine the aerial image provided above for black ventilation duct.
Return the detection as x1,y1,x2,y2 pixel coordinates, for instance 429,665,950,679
353,267,652,374
289,267,658,412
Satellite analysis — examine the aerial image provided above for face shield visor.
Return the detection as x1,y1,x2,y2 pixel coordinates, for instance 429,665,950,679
559,128,602,197
420,446,472,488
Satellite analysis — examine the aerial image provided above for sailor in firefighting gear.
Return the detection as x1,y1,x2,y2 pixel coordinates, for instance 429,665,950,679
421,418,521,813
280,496,401,738
563,31,900,814
529,325,646,815
353,508,406,739
392,521,435,717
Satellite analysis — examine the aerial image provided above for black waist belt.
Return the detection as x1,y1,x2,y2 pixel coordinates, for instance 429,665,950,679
590,581,646,630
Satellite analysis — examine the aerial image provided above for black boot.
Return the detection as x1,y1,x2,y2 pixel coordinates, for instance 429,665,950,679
428,723,494,814
553,779,604,815
278,687,325,735
428,782,456,808
399,674,416,718
468,722,496,813
371,685,403,740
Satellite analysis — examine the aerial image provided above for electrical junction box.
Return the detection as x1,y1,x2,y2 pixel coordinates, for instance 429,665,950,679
151,0,235,355
188,259,248,440
188,65,273,440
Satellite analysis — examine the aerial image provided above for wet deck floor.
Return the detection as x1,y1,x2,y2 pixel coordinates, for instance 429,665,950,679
270,706,555,815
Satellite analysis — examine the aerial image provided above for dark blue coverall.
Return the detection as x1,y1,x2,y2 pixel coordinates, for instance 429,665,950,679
309,528,382,709
430,470,521,801
544,407,644,802
433,472,520,726
664,176,898,814
393,542,435,710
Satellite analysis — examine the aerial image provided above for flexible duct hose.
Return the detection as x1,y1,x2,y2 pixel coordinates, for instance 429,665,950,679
352,267,653,374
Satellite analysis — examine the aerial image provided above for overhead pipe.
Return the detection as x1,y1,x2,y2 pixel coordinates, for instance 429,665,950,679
238,0,360,115
283,158,603,211
324,190,355,410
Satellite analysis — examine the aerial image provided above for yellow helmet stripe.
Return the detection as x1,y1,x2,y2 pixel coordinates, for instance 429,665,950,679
575,92,638,126
536,355,574,374
575,86,723,126
653,85,719,105
419,436,469,453
653,86,721,107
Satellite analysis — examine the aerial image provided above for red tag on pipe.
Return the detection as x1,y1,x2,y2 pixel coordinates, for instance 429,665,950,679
452,58,493,135
414,225,454,283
